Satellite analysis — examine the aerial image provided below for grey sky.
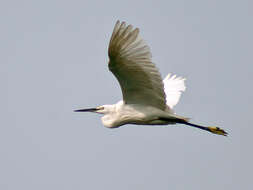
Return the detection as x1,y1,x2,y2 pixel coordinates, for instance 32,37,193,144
2,0,253,189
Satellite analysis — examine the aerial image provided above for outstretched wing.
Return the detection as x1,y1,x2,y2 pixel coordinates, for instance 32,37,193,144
108,21,166,110
163,74,186,109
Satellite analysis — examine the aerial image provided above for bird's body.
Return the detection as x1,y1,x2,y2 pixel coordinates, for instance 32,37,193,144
99,100,184,128
75,20,227,136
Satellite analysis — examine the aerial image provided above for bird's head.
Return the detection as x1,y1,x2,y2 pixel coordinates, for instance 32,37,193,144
74,105,115,115
75,104,118,128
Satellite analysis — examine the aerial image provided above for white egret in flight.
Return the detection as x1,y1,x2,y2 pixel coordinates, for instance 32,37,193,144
75,21,227,136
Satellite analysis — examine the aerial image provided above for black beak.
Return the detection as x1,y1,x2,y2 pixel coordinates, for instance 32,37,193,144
74,108,99,112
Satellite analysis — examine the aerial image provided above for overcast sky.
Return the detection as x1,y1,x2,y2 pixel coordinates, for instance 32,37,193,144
2,0,253,189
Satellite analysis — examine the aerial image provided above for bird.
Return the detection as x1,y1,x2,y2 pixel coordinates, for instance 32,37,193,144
75,20,227,136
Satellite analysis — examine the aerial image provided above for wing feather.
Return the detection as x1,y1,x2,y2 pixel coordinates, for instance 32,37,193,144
108,21,166,110
163,73,186,109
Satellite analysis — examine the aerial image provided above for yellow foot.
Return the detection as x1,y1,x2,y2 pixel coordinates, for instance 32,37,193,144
208,126,228,136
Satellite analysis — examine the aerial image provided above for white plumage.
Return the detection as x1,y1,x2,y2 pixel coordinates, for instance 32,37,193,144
75,20,227,136
108,20,166,111
163,74,186,109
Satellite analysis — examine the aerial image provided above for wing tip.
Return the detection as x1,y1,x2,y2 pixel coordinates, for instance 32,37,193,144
164,73,186,82
163,73,187,108
109,20,150,61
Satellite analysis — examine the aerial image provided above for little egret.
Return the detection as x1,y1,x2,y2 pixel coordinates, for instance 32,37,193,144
75,21,227,136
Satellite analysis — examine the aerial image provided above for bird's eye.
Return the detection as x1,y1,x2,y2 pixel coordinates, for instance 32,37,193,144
97,106,104,110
